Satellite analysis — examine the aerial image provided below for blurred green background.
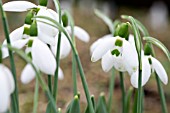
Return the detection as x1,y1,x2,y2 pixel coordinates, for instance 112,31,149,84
0,0,170,113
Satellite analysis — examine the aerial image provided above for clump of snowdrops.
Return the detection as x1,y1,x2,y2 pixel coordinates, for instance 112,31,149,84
0,0,169,113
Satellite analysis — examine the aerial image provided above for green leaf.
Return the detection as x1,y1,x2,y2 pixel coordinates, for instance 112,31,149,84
135,19,149,36
143,36,170,62
85,95,95,113
69,95,80,113
125,87,133,113
94,9,114,34
66,100,73,113
96,93,108,113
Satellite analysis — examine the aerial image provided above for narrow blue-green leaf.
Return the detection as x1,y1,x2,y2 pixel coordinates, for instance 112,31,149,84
135,19,149,36
69,95,80,113
143,36,170,62
85,95,95,113
96,93,108,113
33,78,39,113
125,87,133,113
94,9,114,34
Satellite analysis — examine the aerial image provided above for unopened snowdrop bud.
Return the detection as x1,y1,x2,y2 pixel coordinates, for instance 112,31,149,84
30,21,38,36
114,22,129,40
62,13,68,27
39,0,48,7
25,10,34,25
144,43,152,55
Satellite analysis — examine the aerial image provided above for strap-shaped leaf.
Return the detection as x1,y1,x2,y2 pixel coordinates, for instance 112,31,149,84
135,19,149,36
69,95,80,113
96,93,108,113
125,87,133,113
143,36,170,61
85,95,95,113
94,9,114,34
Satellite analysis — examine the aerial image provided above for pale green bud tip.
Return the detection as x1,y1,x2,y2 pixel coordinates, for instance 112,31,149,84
114,22,129,40
74,95,79,99
100,92,105,96
30,21,38,36
58,108,61,112
39,0,48,7
25,10,34,25
144,43,152,55
62,13,68,27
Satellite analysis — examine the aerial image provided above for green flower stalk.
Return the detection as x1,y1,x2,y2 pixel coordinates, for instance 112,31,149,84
0,1,19,113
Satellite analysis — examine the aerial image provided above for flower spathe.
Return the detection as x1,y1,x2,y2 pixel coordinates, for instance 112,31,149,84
131,55,168,88
0,64,15,112
91,36,138,74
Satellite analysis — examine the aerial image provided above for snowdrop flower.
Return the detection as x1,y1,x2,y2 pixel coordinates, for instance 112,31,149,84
51,26,90,59
3,1,60,45
21,37,64,84
91,36,138,74
0,64,15,112
130,44,168,88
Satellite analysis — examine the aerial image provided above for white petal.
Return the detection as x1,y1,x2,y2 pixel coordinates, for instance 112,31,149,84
32,38,56,75
112,55,126,72
151,57,168,84
38,30,55,46
128,34,136,49
91,38,116,62
3,1,37,12
58,67,64,80
66,26,90,42
51,33,71,59
122,39,138,75
90,34,112,54
2,65,15,94
0,65,10,112
130,56,151,88
2,39,29,58
101,51,115,72
21,64,36,84
37,8,58,37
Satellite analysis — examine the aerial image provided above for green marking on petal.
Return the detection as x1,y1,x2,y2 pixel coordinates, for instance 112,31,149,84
62,13,68,27
144,43,152,55
27,52,32,59
148,57,152,65
111,49,120,56
115,39,123,47
23,26,30,35
28,40,33,47
30,21,38,36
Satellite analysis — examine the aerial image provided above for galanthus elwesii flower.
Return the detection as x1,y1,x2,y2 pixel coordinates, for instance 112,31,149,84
21,37,64,84
91,36,138,75
3,1,60,45
0,64,15,112
51,26,90,59
130,44,168,88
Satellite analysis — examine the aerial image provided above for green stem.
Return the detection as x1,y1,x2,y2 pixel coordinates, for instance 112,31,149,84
120,72,126,113
53,0,62,101
137,69,142,113
0,2,19,113
48,75,53,93
33,78,39,113
72,54,77,95
107,68,115,113
155,73,168,113
75,54,95,113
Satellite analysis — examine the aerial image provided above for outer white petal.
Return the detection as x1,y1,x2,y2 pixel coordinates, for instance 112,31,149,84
58,67,64,80
3,1,37,12
130,56,151,88
90,34,112,54
32,38,56,75
21,64,36,84
51,33,71,59
37,8,58,37
0,65,10,112
38,30,55,46
151,57,168,84
91,38,116,62
122,39,138,75
128,34,136,49
101,51,115,72
66,26,90,42
1,65,15,94
2,39,29,58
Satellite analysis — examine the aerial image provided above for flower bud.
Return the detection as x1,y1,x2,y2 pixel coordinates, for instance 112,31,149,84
114,22,129,40
144,43,152,55
30,21,38,36
62,13,69,27
25,10,34,25
39,0,48,7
